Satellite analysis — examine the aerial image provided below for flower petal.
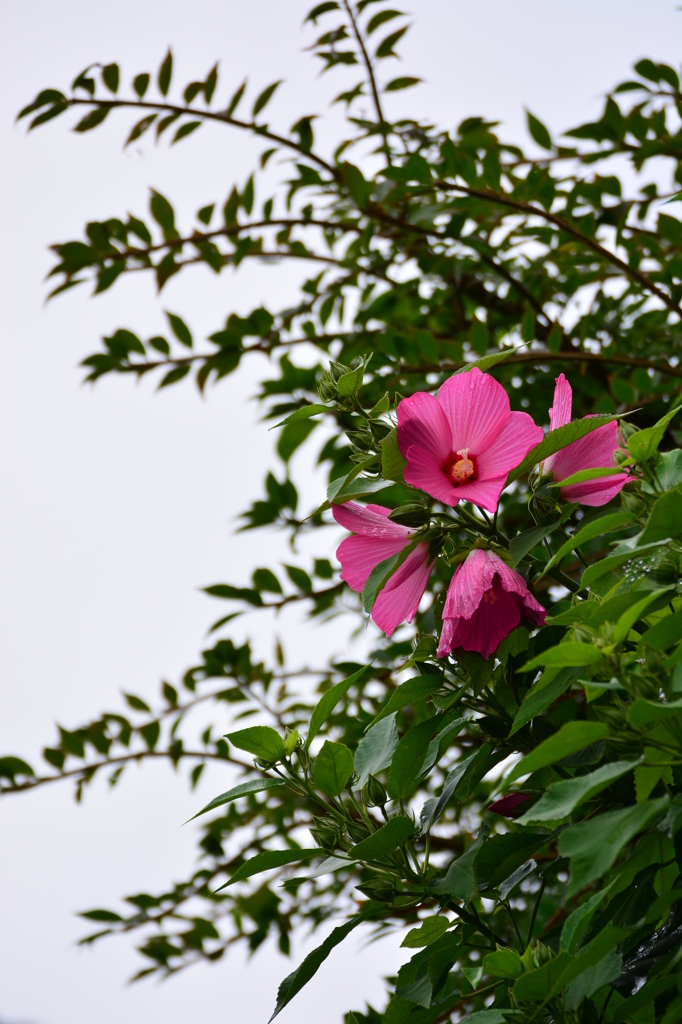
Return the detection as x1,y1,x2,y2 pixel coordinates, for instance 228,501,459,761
550,419,621,482
476,411,544,481
448,475,508,514
336,534,410,592
372,544,434,637
442,549,492,620
461,582,521,660
549,374,572,431
437,369,511,455
332,501,410,539
560,473,630,507
403,445,460,504
397,391,452,460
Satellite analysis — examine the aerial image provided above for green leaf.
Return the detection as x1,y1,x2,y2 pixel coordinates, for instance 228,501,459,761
164,311,192,348
628,696,682,727
612,974,682,1024
277,419,317,462
361,540,419,614
158,50,173,96
133,73,150,98
350,815,414,861
226,79,246,117
269,911,371,1021
366,675,442,729
385,76,422,91
431,828,487,901
560,881,616,953
102,63,120,93
375,26,408,58
252,568,283,594
150,189,177,240
74,107,110,132
419,748,488,834
518,760,638,824
547,465,628,488
368,392,390,417
313,741,354,796
172,121,201,143
252,80,282,117
284,564,313,593
387,718,437,800
158,365,190,389
0,756,34,779
628,404,682,461
352,713,399,789
641,490,682,544
337,366,364,396
542,511,635,575
187,778,286,821
219,848,318,890
326,453,382,503
476,831,553,889
203,582,263,606
483,948,524,980
558,798,669,896
612,587,675,645
520,643,603,672
453,346,521,375
272,404,328,429
513,952,576,1003
507,415,619,484
507,721,609,783
526,110,553,149
401,916,450,948
509,522,561,567
226,726,285,762
380,427,406,483
579,539,671,590
510,667,583,735
305,665,371,750
640,608,682,650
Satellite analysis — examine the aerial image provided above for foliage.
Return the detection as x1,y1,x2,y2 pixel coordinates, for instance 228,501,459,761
7,4,682,1022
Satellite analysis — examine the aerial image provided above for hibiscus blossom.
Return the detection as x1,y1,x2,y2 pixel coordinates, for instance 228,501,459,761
332,502,435,637
543,373,629,506
437,549,546,661
397,368,543,513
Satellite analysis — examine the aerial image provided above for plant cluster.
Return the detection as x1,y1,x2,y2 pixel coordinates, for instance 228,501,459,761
6,4,682,1022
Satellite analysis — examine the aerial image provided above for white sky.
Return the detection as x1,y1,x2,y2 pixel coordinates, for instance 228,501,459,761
1,2,681,1022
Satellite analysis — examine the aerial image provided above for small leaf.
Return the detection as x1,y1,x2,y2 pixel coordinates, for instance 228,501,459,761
313,741,354,796
226,726,285,762
520,643,603,672
509,522,560,568
306,665,370,750
187,778,286,821
401,916,450,948
165,312,193,347
218,848,318,890
252,80,282,117
483,949,524,980
74,107,110,132
272,404,328,429
133,73,150,98
366,675,442,730
123,693,151,712
526,109,553,149
385,76,421,91
628,404,682,461
375,26,409,58
226,79,246,117
172,121,201,143
507,721,609,783
337,366,364,396
158,49,173,96
102,64,119,93
158,365,190,388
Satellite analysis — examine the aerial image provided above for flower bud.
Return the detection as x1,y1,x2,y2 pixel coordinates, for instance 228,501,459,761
347,819,371,843
355,877,396,902
283,729,300,756
362,774,388,807
388,504,431,528
346,429,375,452
310,815,345,853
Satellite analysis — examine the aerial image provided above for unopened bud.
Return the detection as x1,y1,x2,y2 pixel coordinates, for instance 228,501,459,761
363,774,388,807
329,360,352,382
346,429,375,452
355,877,396,902
388,504,431,528
284,729,300,756
310,815,345,853
347,819,371,843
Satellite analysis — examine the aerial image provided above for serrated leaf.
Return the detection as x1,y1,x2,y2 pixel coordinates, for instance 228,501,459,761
518,760,638,824
352,713,399,789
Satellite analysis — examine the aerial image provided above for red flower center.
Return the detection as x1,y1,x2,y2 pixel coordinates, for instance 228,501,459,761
482,587,498,606
449,447,476,485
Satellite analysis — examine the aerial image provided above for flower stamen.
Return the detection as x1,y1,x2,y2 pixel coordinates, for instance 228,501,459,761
451,447,475,484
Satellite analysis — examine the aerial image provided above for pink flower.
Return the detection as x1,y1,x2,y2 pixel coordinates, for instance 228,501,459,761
544,374,629,506
437,549,546,660
332,502,435,637
488,793,531,818
397,368,543,514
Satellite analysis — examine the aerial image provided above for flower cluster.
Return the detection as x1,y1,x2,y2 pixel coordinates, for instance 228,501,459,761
333,370,626,659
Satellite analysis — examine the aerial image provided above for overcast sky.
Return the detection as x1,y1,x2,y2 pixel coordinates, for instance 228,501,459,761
1,2,681,1022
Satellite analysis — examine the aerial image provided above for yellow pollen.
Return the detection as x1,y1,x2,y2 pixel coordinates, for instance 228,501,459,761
451,447,475,483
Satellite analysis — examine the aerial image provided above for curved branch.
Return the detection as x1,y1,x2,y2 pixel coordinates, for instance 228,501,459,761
0,748,255,796
433,179,682,316
64,97,335,174
342,0,385,127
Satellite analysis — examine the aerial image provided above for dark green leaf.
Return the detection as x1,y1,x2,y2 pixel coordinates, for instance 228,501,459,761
172,121,201,144
509,522,561,567
508,721,609,782
526,110,553,150
188,778,286,821
385,76,421,91
313,740,354,796
518,760,637,824
543,511,635,574
252,80,282,117
74,107,110,133
366,675,442,729
272,404,328,428
350,815,414,861
375,26,408,58
158,365,190,389
387,718,437,800
507,415,619,484
352,714,399,789
219,848,318,889
164,312,192,347
158,50,173,96
306,665,371,750
133,73,150,98
579,539,671,590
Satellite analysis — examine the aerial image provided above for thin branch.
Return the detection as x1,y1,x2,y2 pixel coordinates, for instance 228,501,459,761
342,0,385,127
0,748,255,796
64,97,335,174
433,179,682,316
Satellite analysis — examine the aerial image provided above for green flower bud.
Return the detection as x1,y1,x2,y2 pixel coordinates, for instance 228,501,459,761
310,815,345,854
355,877,396,902
388,504,431,528
363,774,388,807
347,819,371,843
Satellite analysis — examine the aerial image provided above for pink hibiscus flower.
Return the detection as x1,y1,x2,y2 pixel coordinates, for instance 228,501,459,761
543,373,629,506
437,549,546,661
332,502,435,637
396,368,543,514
